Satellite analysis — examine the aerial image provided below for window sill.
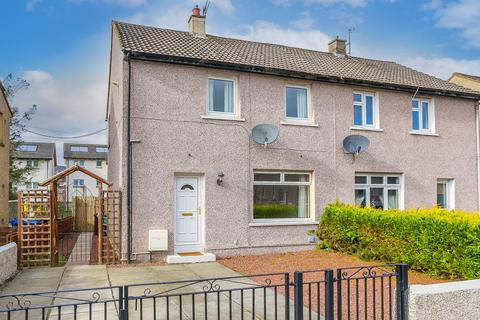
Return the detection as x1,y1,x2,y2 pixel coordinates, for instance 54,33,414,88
280,121,319,127
350,126,384,132
249,220,318,227
409,131,439,137
201,115,245,122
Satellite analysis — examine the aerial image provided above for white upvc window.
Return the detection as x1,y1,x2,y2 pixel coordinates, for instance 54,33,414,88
354,173,404,210
25,182,39,189
26,160,39,168
411,98,435,134
74,160,85,167
253,171,313,222
285,85,311,123
437,179,455,210
353,91,379,129
96,160,102,168
207,77,236,117
73,179,84,188
71,146,88,152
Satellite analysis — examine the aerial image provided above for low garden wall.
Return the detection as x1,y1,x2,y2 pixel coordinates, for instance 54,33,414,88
319,203,480,279
0,242,17,285
409,280,480,320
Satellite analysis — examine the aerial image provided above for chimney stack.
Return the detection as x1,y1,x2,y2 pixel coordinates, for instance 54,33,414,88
188,5,206,36
328,37,347,56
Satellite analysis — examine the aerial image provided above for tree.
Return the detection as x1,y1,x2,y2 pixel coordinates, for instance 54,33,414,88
3,74,37,198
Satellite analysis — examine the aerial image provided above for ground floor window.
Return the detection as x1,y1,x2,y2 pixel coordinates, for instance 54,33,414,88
253,171,311,221
354,173,402,210
25,182,39,189
437,179,454,210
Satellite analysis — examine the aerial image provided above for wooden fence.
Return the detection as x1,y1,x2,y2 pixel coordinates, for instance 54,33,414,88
72,197,97,232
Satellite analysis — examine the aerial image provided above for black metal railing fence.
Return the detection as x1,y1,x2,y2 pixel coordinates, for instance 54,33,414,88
0,264,408,320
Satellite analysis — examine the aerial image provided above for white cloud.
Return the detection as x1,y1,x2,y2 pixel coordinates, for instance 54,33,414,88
291,11,314,30
271,0,293,6
401,56,480,80
25,0,42,11
427,0,480,47
306,0,368,8
227,21,331,51
214,0,235,15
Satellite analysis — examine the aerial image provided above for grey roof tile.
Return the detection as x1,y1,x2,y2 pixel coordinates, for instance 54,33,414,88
13,142,55,160
113,21,480,98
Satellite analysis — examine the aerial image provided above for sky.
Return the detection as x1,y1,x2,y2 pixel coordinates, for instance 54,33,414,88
2,0,480,164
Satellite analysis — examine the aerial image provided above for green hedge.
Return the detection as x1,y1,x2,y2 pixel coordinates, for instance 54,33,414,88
253,204,298,219
319,203,480,279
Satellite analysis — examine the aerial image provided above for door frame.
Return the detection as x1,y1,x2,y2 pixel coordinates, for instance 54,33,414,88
173,174,205,254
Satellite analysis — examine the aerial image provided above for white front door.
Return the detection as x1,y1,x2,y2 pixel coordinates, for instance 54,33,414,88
174,177,203,253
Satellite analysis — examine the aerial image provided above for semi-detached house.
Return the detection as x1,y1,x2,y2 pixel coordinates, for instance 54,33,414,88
106,8,480,263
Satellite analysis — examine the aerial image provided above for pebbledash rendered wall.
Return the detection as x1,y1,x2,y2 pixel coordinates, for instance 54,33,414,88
108,38,478,260
409,280,480,320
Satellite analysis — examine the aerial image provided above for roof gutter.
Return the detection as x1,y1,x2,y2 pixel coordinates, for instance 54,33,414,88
126,51,480,100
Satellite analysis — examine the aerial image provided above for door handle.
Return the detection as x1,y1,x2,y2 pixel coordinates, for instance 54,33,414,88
182,213,193,217
198,207,202,215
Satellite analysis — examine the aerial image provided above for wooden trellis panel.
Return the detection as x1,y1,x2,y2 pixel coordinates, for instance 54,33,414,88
18,189,53,267
100,190,122,264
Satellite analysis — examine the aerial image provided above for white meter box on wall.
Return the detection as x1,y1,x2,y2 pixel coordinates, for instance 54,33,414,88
148,230,168,251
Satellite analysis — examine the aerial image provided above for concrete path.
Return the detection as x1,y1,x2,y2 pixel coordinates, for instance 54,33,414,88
0,263,317,320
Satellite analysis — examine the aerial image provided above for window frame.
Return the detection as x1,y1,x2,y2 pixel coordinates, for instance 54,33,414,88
352,91,380,129
252,170,314,223
284,84,313,124
71,146,88,152
411,97,436,134
206,76,238,119
354,173,404,210
437,179,455,210
73,179,85,188
96,160,103,168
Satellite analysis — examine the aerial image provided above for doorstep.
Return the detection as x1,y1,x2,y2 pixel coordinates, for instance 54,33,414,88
166,252,216,264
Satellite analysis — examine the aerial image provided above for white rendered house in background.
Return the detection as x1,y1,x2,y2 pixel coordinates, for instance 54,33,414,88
63,143,107,200
13,142,56,191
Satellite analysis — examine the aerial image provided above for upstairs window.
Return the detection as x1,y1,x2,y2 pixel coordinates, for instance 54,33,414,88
17,145,38,152
26,160,39,168
353,92,378,128
73,179,84,188
412,98,435,133
285,85,309,121
74,160,85,167
208,78,235,115
71,146,88,152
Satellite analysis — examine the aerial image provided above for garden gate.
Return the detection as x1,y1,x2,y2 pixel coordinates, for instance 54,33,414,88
17,165,122,267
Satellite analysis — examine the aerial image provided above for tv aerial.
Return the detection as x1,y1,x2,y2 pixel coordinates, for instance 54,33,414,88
342,135,370,158
251,124,279,148
202,0,211,16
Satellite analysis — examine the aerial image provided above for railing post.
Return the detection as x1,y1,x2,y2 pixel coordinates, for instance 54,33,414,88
396,264,409,320
285,273,291,320
293,271,303,320
336,268,343,320
119,285,129,320
324,270,335,320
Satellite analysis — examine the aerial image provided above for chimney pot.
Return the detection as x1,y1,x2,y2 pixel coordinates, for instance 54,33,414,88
188,4,206,36
328,37,347,56
192,4,200,17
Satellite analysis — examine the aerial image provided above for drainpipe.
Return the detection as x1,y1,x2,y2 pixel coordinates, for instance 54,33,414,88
126,51,132,264
476,101,480,210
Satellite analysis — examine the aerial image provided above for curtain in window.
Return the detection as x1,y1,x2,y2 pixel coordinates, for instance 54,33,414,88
297,175,307,218
224,80,234,113
208,79,215,112
297,89,307,118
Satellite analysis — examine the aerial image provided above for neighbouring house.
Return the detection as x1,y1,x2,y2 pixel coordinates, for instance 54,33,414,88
448,73,480,92
106,8,480,262
55,165,67,202
12,142,56,191
0,82,12,226
63,143,107,200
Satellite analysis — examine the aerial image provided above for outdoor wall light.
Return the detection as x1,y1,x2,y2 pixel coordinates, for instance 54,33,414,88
217,172,225,185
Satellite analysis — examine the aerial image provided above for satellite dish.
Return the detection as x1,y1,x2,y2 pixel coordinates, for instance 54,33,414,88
342,135,370,157
251,124,279,147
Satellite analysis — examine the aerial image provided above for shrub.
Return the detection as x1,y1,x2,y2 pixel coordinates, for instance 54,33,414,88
319,203,480,279
253,204,298,219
